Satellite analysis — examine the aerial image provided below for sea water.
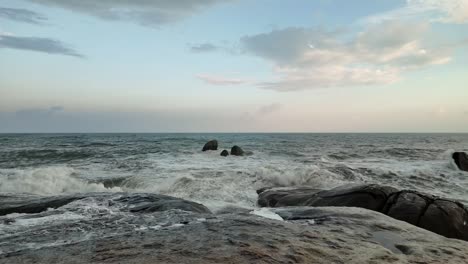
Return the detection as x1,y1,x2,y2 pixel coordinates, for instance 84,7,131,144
1,133,467,210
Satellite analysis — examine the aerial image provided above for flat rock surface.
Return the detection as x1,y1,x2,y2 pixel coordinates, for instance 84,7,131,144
1,193,468,263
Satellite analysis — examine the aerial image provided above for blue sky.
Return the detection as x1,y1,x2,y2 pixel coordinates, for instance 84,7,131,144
0,0,467,132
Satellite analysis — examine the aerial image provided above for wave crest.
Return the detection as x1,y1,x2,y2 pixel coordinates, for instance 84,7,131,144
0,167,121,195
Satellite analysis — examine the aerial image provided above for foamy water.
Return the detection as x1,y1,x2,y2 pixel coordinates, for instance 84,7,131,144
1,133,468,210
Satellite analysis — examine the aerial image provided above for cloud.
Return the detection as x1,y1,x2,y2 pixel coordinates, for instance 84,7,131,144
15,106,64,118
190,43,219,53
0,7,47,24
0,34,83,57
240,20,451,91
27,0,232,26
196,74,248,85
363,0,468,24
257,103,282,115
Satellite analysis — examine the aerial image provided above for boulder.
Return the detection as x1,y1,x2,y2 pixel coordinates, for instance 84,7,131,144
220,150,229,157
453,152,468,171
258,184,468,241
230,145,244,156
202,140,218,151
258,184,397,211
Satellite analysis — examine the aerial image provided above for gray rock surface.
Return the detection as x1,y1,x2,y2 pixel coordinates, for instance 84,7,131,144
1,197,468,264
258,184,468,241
202,140,218,151
220,150,229,157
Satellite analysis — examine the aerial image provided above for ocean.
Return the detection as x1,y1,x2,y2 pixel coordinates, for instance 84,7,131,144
1,133,467,209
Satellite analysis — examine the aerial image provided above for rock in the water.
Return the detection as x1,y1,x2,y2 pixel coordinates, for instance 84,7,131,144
453,152,468,171
230,145,244,156
258,184,468,241
202,140,218,151
220,150,229,157
2,198,468,264
0,193,211,216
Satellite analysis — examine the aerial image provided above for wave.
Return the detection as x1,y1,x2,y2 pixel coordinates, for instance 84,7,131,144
0,167,121,195
0,149,94,166
367,148,443,160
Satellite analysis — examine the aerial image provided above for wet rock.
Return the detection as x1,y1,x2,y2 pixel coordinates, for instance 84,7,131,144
0,193,211,216
0,194,86,216
258,184,397,211
2,205,468,264
383,191,428,225
230,145,244,156
258,184,468,241
220,150,229,157
418,200,468,241
453,152,468,171
202,140,218,151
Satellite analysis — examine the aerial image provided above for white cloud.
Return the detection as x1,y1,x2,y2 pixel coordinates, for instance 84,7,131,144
240,20,452,91
196,74,248,85
363,0,468,24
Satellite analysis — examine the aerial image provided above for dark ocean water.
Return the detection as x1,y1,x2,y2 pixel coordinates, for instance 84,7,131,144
0,133,467,208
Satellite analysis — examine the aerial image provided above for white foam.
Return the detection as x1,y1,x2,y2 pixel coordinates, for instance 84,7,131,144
5,211,85,227
0,167,122,195
250,208,284,221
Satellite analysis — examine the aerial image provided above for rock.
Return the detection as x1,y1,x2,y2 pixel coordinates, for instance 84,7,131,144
220,150,229,157
258,184,397,211
230,145,244,156
258,184,468,241
453,152,468,171
0,193,211,216
2,203,468,264
202,140,218,151
419,200,468,241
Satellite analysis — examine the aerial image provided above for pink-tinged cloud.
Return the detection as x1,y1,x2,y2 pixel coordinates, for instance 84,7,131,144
241,20,452,91
196,74,248,85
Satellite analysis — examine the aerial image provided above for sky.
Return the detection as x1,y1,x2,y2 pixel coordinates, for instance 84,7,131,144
0,0,467,133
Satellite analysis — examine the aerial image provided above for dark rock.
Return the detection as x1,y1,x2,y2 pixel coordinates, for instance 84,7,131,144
258,184,397,211
113,193,211,214
202,140,218,151
453,152,468,171
383,192,428,225
220,150,229,157
230,145,244,156
0,193,211,216
0,194,86,216
419,200,468,241
258,184,468,241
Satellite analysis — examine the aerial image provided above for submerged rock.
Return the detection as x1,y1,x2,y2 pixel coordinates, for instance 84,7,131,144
202,140,218,151
230,145,244,156
453,152,468,172
1,200,468,264
220,150,229,157
258,184,468,241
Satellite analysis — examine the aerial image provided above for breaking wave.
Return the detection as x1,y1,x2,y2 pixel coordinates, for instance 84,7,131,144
0,167,122,195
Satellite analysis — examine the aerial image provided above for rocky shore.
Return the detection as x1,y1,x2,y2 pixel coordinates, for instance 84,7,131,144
1,188,468,263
